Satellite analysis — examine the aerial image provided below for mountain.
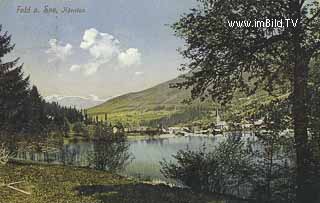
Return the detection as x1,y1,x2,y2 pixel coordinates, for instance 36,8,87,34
89,78,189,113
87,75,285,127
45,95,109,109
88,77,218,127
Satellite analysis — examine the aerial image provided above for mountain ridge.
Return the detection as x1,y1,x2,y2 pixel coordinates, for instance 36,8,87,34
87,77,217,127
45,94,109,109
87,76,275,127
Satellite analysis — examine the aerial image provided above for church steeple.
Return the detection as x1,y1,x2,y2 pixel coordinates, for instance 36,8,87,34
216,109,221,124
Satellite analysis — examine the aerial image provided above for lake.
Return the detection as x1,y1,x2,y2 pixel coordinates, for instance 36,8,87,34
12,134,232,184
124,135,221,183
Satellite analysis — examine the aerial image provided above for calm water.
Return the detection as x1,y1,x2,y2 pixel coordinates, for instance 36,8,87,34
7,133,288,202
13,134,225,183
124,135,220,182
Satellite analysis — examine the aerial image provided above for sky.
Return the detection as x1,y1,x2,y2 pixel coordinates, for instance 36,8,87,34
0,0,196,99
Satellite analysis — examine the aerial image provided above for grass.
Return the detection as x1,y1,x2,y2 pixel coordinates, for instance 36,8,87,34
87,77,218,127
87,76,286,128
0,162,225,203
105,110,173,126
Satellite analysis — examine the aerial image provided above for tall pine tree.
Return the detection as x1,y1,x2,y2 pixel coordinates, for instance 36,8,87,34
0,25,30,132
0,25,84,134
23,85,47,133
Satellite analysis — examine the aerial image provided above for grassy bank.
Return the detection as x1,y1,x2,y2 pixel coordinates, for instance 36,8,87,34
0,162,224,203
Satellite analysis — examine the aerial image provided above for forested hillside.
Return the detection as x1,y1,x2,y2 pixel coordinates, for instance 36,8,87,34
88,77,277,127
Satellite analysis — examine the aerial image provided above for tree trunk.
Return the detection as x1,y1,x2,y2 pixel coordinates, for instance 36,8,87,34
293,53,313,203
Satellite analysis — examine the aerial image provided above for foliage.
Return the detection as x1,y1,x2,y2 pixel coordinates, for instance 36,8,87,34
42,101,83,134
171,1,320,202
161,133,298,202
0,143,11,165
306,57,320,202
161,138,254,195
88,137,133,172
93,123,113,137
171,0,319,102
250,103,296,203
88,77,221,127
161,97,311,202
0,162,223,203
0,26,83,135
0,25,30,133
88,126,133,172
87,73,288,129
87,67,292,129
72,122,89,136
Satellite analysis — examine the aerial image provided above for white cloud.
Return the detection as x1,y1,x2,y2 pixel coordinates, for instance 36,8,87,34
70,28,141,76
69,62,101,76
82,62,101,76
46,39,72,62
88,94,106,102
134,71,144,76
70,64,81,72
80,28,99,49
80,28,120,61
118,48,141,67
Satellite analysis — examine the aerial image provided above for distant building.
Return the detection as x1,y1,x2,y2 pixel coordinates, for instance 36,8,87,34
240,120,253,129
215,110,229,130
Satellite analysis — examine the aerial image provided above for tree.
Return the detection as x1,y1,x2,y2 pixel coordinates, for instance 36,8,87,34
250,100,296,202
23,85,47,133
0,25,30,132
172,1,320,202
88,132,132,172
0,25,84,134
161,138,254,198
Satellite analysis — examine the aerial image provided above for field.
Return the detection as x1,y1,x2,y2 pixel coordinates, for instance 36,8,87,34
0,161,225,203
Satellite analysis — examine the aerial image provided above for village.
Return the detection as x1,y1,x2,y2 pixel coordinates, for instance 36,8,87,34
86,110,266,136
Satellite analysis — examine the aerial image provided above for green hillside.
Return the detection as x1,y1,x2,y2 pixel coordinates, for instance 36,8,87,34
88,77,218,127
89,78,190,113
88,77,282,128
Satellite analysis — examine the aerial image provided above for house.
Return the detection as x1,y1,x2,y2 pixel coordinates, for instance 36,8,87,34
215,110,229,130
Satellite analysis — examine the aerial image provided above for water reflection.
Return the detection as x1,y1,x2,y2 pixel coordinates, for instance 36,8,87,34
1,134,132,173
1,134,245,183
87,136,133,172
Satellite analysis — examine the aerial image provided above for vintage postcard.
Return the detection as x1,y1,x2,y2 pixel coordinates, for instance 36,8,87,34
0,0,320,203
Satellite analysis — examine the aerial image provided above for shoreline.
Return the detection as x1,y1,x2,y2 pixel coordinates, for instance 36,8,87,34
0,161,226,203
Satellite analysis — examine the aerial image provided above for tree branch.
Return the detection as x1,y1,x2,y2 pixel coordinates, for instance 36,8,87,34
247,34,287,56
300,0,307,8
305,9,320,26
308,41,320,57
0,181,31,195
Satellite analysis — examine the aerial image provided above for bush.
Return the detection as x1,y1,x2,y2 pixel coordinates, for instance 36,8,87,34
0,143,10,165
72,122,89,136
93,123,112,138
160,137,254,195
87,134,133,172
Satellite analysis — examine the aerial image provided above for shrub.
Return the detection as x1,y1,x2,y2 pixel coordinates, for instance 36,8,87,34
0,143,11,165
87,131,133,172
160,137,254,195
72,122,89,136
